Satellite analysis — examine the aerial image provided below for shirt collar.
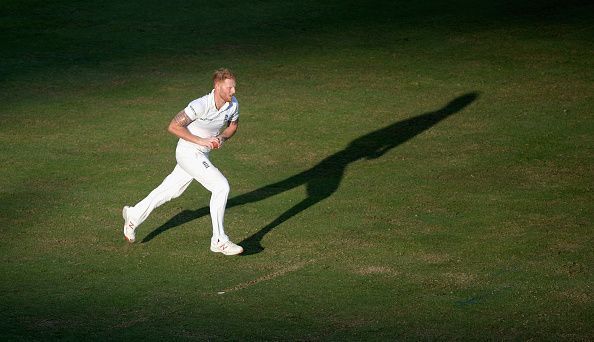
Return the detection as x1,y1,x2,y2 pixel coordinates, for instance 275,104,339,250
209,89,230,112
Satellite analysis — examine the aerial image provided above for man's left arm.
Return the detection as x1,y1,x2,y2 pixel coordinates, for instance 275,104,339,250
216,120,238,146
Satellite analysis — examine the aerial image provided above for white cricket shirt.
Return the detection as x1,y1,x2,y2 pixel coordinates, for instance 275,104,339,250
178,90,239,153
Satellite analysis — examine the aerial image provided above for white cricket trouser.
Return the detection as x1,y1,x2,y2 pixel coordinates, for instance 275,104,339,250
127,144,230,244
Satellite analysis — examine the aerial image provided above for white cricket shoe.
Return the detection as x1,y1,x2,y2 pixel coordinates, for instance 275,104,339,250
122,206,136,243
210,240,243,255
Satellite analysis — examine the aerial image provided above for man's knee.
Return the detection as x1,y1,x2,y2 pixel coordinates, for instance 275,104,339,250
213,177,230,195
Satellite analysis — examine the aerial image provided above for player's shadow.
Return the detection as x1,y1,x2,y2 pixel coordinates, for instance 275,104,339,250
142,92,479,254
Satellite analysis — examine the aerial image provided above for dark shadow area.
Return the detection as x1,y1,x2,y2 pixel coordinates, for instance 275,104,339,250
142,93,479,253
5,0,588,84
0,1,442,82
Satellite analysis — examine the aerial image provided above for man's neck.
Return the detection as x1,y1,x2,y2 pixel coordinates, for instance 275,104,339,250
213,91,226,110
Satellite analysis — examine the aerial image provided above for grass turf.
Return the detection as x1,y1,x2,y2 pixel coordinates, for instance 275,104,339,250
1,0,593,340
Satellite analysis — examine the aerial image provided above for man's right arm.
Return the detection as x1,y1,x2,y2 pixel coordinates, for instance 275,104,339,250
167,110,218,148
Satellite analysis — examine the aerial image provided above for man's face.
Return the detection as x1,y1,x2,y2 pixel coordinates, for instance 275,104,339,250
215,78,236,102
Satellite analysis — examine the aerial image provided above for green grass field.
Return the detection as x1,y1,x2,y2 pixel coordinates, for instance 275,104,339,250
1,0,593,340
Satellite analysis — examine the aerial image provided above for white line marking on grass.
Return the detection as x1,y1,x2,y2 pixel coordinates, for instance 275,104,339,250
218,259,316,294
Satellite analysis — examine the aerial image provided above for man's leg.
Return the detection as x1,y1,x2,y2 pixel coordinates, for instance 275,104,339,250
125,165,193,230
176,151,230,244
175,148,241,254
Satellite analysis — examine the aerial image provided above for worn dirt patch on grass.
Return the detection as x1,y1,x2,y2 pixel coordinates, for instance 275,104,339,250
353,265,399,276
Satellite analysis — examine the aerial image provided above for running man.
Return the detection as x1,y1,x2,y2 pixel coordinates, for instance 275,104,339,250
122,68,243,255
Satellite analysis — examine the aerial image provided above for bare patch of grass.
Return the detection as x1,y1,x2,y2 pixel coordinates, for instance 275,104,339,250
353,265,399,276
412,251,451,265
442,272,477,287
556,288,592,305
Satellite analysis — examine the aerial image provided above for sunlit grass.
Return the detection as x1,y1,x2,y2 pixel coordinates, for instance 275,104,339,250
1,0,593,340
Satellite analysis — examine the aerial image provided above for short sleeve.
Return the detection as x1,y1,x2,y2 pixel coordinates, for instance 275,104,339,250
184,98,206,121
229,98,239,122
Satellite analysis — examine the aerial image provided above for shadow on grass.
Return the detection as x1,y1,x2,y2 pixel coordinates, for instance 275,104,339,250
142,92,479,254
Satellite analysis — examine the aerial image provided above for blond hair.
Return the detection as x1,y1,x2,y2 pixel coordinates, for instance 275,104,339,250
213,68,236,85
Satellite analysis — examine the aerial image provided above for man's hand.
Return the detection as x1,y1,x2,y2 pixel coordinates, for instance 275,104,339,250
213,135,226,149
213,120,238,148
211,136,222,149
